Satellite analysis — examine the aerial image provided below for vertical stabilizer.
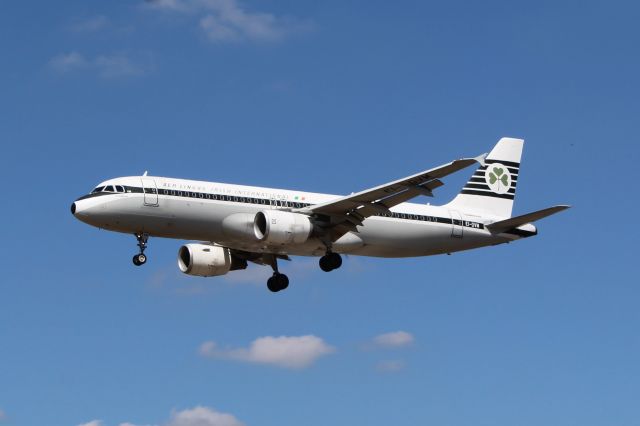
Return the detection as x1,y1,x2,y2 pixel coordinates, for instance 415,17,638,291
446,137,523,218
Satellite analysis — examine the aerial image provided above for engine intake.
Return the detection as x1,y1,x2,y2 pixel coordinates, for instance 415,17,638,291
178,244,246,277
254,210,312,245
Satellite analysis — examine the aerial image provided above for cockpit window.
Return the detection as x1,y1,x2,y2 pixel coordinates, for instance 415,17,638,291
116,185,125,193
104,185,115,192
91,186,105,193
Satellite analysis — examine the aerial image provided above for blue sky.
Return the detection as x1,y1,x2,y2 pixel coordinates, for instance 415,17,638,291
1,1,639,425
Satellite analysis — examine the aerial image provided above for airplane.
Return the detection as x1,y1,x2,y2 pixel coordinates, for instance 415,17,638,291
71,137,569,292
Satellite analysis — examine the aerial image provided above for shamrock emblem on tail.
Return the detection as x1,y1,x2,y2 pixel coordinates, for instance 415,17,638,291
485,164,511,194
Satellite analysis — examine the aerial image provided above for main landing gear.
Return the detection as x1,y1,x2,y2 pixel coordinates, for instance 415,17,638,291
266,255,289,293
319,252,342,272
132,232,149,266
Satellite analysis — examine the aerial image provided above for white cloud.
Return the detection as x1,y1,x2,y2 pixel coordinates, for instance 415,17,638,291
49,51,89,73
84,407,242,426
199,335,335,369
146,0,309,43
145,0,193,12
375,360,406,373
372,331,415,348
71,16,110,32
78,421,103,426
49,52,150,78
167,406,244,426
119,423,151,426
94,54,146,78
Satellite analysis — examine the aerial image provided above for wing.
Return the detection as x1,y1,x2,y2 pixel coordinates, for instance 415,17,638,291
297,154,485,239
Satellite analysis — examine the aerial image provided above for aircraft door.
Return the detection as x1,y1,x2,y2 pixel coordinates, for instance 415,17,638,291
141,177,159,206
450,210,463,238
269,195,279,209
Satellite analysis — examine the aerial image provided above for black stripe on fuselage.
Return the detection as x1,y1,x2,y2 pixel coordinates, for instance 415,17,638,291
80,186,488,230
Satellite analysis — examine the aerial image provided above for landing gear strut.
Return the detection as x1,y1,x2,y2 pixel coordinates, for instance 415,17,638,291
266,255,289,293
132,233,149,266
319,252,342,272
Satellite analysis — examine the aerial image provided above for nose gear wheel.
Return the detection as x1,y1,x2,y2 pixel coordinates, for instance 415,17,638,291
132,233,149,266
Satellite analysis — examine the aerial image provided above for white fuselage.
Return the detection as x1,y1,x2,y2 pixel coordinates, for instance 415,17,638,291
72,176,523,258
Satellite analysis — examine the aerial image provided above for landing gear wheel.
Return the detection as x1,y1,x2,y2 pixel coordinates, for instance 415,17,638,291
132,233,149,267
319,252,342,272
276,273,289,290
319,256,333,272
267,276,278,292
267,273,289,292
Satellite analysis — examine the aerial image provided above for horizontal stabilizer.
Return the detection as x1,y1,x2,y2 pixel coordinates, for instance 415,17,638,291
487,205,570,233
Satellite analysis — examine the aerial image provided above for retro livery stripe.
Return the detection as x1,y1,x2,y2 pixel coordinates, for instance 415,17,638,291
84,185,489,229
460,190,515,200
485,159,520,168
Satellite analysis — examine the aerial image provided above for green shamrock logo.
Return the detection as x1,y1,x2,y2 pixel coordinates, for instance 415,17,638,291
488,167,509,186
485,164,511,194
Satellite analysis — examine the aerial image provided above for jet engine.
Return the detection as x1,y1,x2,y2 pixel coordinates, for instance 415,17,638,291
221,213,257,241
253,210,313,245
178,244,246,277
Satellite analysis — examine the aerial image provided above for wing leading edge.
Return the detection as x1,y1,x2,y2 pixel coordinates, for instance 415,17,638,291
297,154,485,232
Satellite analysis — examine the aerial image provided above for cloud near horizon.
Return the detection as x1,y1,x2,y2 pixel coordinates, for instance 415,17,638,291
199,335,335,369
49,52,150,78
70,15,110,32
372,331,415,348
146,0,310,43
78,421,103,426
78,406,243,426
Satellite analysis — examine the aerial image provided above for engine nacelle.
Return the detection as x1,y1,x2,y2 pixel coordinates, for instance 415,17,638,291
178,244,233,277
221,213,256,241
253,210,313,245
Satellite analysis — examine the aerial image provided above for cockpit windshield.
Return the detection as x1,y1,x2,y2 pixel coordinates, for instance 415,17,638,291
91,185,126,194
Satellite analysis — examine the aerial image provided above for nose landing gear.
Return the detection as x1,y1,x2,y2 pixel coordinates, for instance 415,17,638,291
132,233,149,266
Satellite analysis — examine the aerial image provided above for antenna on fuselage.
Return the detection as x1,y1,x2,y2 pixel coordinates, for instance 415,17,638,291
142,171,148,177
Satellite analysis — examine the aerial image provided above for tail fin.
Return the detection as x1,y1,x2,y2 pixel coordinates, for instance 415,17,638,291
446,137,523,218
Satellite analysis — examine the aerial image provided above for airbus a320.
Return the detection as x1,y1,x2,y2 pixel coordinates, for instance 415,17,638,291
71,137,569,292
